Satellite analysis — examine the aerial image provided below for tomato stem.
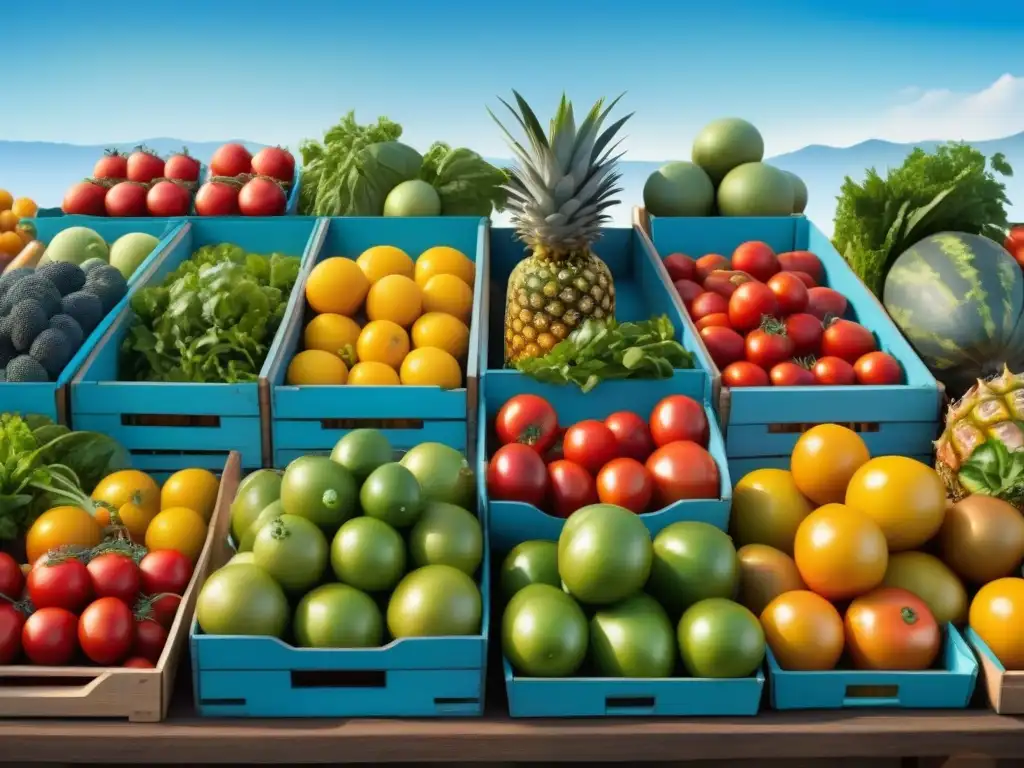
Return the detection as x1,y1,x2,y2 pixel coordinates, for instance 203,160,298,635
821,313,839,329
759,316,788,336
900,606,919,625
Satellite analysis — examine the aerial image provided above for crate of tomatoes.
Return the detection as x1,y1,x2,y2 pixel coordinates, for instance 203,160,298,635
636,211,943,478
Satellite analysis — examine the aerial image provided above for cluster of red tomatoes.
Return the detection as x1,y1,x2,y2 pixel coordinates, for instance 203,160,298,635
61,143,295,218
0,546,193,669
486,393,720,517
666,241,903,388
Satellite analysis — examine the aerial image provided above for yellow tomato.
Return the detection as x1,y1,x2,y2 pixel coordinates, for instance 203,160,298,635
305,257,368,315
356,245,414,283
26,506,104,564
414,246,475,288
760,590,845,671
365,274,423,328
356,320,410,370
730,468,813,555
0,231,23,256
303,314,360,361
347,361,401,385
399,347,462,389
11,197,37,218
92,470,161,528
793,503,888,601
971,578,1024,670
411,312,470,359
161,468,221,522
287,349,348,385
790,424,870,505
145,506,208,563
845,456,946,551
0,210,18,233
421,274,473,324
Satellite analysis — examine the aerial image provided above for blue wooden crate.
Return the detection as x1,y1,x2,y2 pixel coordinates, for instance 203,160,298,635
269,217,487,466
481,374,731,554
69,217,326,473
767,623,977,710
727,452,934,482
1,217,188,423
645,215,943,462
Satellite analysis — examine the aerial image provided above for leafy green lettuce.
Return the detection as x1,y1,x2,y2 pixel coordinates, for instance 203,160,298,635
420,142,508,216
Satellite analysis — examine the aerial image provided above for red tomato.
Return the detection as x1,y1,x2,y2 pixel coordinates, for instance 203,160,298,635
1012,245,1024,270
604,411,656,462
597,458,654,514
821,319,877,364
650,395,709,447
728,282,779,332
723,360,770,387
770,361,816,386
845,588,940,671
251,147,296,183
146,180,192,217
79,597,135,666
695,254,730,283
645,441,720,505
163,151,201,183
563,420,620,475
123,656,155,669
149,594,182,629
703,269,755,299
487,444,549,506
673,279,702,306
1004,226,1024,255
0,603,24,664
785,313,824,356
27,557,91,612
854,351,903,385
663,253,696,282
104,181,149,217
239,177,287,216
88,553,141,604
700,326,745,368
696,312,732,330
790,270,817,288
813,356,856,386
495,394,559,453
126,148,165,184
777,250,824,282
546,460,598,518
806,287,848,320
731,241,779,282
139,550,193,596
62,180,109,216
210,143,253,177
0,552,24,599
132,619,168,665
745,323,795,370
690,291,729,320
194,179,241,216
766,272,809,315
93,150,128,180
22,607,78,666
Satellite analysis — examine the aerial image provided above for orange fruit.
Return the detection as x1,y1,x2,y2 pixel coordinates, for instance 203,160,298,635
415,246,475,288
26,506,104,565
0,189,12,211
287,349,348,385
421,274,473,323
365,274,422,328
399,347,462,389
347,361,401,385
145,506,208,563
790,424,870,505
303,314,360,362
356,245,414,283
845,456,946,551
0,210,19,233
11,198,38,218
0,231,24,256
92,470,160,524
305,257,369,315
970,578,1024,670
356,320,410,370
760,590,845,671
160,468,221,522
411,312,470,359
793,503,888,601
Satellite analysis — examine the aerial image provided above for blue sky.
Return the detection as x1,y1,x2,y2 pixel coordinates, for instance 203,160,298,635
7,0,1024,159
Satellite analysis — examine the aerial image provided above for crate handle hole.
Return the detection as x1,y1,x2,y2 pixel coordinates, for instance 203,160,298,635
0,675,97,690
121,414,221,428
320,418,425,431
290,669,386,689
605,695,655,709
767,421,881,435
843,684,899,707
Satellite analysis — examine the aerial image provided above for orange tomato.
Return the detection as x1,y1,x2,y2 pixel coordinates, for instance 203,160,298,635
969,577,1024,670
845,587,941,671
760,590,844,671
793,503,888,601
91,470,160,528
790,424,870,505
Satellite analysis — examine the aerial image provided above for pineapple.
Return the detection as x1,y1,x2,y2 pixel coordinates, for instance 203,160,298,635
489,92,631,363
935,365,1024,500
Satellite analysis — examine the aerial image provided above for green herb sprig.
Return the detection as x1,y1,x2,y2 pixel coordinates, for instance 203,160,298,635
957,437,1024,507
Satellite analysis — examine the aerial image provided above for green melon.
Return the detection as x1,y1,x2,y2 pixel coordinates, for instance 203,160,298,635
882,232,1024,395
691,118,765,185
643,162,715,217
716,162,794,217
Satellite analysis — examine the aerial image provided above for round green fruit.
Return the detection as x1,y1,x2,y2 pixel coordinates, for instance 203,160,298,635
558,504,652,605
280,455,358,531
502,583,588,677
230,469,282,543
330,516,407,593
400,442,474,508
590,593,676,678
294,583,384,649
648,521,739,617
330,429,393,482
716,162,795,217
785,170,808,213
643,161,715,217
499,540,560,601
691,117,765,184
408,501,482,575
196,564,289,638
360,462,422,528
237,500,284,553
677,598,765,678
387,564,481,638
252,514,328,593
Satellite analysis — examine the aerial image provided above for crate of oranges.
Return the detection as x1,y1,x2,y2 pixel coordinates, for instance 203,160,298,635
0,189,39,268
267,216,487,465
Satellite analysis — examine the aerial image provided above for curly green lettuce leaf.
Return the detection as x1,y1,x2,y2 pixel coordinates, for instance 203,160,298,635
420,142,507,216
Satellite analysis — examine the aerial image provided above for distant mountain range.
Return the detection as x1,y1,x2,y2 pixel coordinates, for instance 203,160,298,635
2,133,1022,234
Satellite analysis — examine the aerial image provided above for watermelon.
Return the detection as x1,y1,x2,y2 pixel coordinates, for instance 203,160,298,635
882,231,1024,395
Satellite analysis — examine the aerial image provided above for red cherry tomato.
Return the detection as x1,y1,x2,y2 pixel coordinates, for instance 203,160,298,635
700,326,745,368
604,412,656,462
731,241,779,282
806,287,848,320
546,460,598,518
649,395,709,447
1006,226,1024,255
487,444,549,506
696,312,732,330
770,361,816,386
0,552,24,600
0,603,24,664
674,279,703,306
704,269,755,299
785,313,824,356
139,550,193,597
149,594,182,629
854,351,903,385
778,250,824,282
132,619,168,665
597,458,654,514
790,270,817,288
663,253,696,282
821,319,877,364
695,253,730,283
78,597,135,666
494,394,559,454
813,356,857,385
745,323,795,371
563,420,620,475
722,361,770,387
766,272,809,315
690,291,729,320
27,557,91,612
729,282,779,332
645,441,720,505
123,656,155,669
87,554,141,605
22,607,78,666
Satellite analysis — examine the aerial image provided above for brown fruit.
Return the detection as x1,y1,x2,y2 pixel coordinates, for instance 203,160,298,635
939,495,1024,585
736,543,806,616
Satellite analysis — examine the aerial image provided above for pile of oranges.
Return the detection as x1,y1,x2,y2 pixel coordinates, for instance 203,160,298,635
0,189,39,259
286,244,475,389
